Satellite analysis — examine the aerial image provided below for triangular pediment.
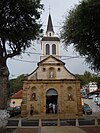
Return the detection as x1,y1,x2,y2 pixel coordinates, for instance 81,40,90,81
38,55,65,65
27,55,76,80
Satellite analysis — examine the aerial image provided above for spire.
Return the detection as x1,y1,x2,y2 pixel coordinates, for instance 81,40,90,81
46,14,54,33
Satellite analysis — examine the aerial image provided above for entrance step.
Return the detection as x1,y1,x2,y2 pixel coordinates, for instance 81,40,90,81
28,114,83,120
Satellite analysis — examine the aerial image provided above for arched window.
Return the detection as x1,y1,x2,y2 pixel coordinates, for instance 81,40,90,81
49,33,51,36
46,44,50,55
46,89,58,96
52,44,56,55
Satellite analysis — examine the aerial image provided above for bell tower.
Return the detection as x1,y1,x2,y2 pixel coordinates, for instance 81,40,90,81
41,14,60,60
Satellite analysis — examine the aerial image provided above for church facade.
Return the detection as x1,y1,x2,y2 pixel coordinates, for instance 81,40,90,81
21,14,83,118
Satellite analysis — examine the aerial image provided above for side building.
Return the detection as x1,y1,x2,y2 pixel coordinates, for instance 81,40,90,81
21,14,83,118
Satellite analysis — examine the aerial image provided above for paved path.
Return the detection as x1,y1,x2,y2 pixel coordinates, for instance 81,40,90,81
13,128,39,133
11,126,100,133
41,126,86,133
14,126,86,133
80,127,100,133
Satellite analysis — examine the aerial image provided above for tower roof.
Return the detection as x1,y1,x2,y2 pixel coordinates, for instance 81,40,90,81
46,14,54,33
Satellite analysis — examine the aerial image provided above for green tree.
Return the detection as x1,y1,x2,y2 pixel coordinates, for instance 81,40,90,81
0,0,43,109
9,74,25,96
75,74,86,87
83,71,92,84
61,0,100,71
75,71,100,88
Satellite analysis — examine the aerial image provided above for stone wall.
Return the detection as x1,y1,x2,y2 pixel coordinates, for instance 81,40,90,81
21,79,83,118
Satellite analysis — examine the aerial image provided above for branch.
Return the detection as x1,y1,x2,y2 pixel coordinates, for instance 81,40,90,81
2,39,7,57
6,50,21,59
6,42,22,59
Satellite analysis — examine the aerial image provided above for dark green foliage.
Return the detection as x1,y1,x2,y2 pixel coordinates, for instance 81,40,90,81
0,0,43,108
61,0,100,71
9,74,25,96
75,71,100,88
0,0,43,60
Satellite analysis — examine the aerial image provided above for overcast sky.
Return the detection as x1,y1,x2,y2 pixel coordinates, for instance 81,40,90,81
7,0,94,79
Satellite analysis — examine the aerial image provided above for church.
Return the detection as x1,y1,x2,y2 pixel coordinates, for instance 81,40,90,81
21,14,83,118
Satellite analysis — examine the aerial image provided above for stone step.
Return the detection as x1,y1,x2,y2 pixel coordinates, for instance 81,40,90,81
28,114,83,120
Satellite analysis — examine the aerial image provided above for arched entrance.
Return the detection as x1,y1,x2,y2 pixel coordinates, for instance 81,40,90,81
46,89,58,114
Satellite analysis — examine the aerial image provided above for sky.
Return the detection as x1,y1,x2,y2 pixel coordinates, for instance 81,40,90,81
7,0,94,79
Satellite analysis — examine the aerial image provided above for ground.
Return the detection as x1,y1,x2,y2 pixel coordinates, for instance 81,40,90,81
3,127,100,133
80,127,100,133
0,128,16,133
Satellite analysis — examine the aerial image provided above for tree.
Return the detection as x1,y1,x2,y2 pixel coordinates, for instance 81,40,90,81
75,71,92,87
61,0,100,71
9,74,25,96
0,0,43,109
75,71,100,87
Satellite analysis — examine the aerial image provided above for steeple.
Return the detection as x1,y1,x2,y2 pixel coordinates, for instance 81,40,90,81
46,14,54,33
41,14,60,61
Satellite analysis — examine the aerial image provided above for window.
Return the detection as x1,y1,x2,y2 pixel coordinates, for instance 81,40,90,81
43,68,46,71
58,68,61,71
46,44,50,55
57,63,60,66
52,44,56,55
49,33,51,36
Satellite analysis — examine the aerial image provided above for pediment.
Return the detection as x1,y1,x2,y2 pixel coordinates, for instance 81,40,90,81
38,55,65,65
27,55,76,80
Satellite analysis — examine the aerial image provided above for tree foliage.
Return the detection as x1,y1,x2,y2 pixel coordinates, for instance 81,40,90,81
61,0,100,71
9,74,25,96
75,71,100,88
0,0,43,109
0,0,43,65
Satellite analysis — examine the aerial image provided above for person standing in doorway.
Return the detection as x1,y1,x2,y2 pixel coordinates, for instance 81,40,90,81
49,103,53,113
53,103,56,114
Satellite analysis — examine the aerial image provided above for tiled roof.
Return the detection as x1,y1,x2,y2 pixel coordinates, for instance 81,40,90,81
10,90,23,99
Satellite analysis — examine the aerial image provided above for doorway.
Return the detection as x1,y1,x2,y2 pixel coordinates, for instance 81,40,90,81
46,89,58,114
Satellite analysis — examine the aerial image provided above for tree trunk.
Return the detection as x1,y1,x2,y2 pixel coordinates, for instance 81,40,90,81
0,59,9,109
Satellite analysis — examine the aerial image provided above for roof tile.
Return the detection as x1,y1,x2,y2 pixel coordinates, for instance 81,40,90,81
10,90,23,99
